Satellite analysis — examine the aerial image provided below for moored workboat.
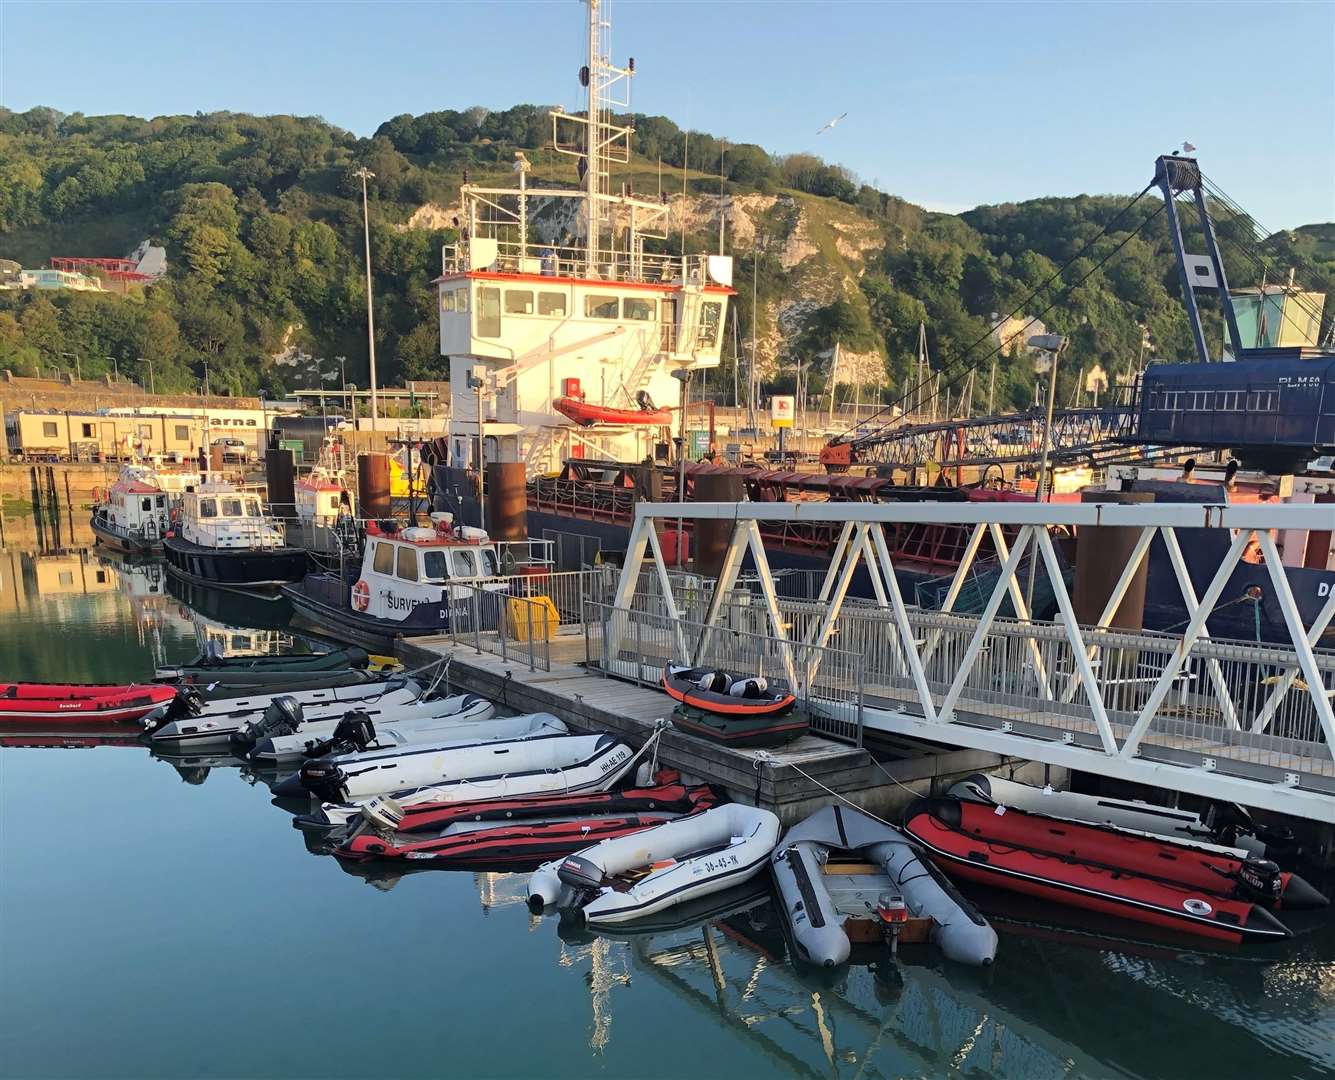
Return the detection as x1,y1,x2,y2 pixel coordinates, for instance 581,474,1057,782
282,514,515,652
90,475,171,555
163,482,307,591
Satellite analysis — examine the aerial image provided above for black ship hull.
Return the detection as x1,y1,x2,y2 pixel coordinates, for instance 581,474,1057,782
163,535,307,591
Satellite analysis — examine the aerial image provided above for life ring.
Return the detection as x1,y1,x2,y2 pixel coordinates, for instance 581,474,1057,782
351,580,371,612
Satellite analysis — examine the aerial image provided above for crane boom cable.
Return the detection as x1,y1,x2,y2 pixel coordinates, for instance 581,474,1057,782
834,180,1158,444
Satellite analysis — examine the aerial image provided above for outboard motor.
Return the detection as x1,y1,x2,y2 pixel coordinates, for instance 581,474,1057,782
1235,854,1283,906
230,696,304,756
298,758,348,804
302,711,377,759
557,854,605,894
359,794,405,833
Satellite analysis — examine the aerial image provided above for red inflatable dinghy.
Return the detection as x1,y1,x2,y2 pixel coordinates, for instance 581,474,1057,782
0,682,178,725
336,775,717,865
553,396,673,428
902,798,1315,944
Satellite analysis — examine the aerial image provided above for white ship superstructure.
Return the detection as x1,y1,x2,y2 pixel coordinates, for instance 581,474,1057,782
437,0,734,474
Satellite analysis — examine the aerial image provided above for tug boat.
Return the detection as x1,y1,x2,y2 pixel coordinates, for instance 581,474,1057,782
90,475,171,555
662,664,806,747
0,682,178,725
295,436,356,525
529,802,780,925
163,482,307,590
282,514,510,653
771,804,997,968
901,798,1323,944
335,773,717,867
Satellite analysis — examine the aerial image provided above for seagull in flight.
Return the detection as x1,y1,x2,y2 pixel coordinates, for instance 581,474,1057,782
816,112,848,136
1182,140,1197,153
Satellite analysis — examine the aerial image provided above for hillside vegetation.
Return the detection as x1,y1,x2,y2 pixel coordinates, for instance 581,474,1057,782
0,104,1330,412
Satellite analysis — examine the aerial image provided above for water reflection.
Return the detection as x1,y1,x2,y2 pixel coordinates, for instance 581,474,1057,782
3,534,1335,1080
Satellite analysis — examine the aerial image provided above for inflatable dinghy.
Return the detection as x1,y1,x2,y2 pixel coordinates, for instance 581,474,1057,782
772,804,997,967
529,802,780,925
902,798,1319,943
289,716,571,801
149,678,424,749
155,646,369,683
662,665,796,719
300,733,637,829
950,773,1292,860
238,693,493,763
0,682,178,725
337,778,717,866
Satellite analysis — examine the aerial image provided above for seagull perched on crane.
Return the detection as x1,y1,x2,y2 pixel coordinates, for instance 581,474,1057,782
816,112,847,136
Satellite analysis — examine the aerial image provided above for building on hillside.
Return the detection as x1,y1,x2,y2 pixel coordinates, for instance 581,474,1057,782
49,239,167,287
5,269,105,292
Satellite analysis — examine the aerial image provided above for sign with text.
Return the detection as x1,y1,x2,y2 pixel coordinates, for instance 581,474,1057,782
770,395,795,428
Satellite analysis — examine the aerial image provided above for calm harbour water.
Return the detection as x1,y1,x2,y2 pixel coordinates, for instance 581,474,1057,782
3,543,1335,1080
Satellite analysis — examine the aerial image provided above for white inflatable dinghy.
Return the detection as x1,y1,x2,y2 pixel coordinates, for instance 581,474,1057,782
528,803,780,926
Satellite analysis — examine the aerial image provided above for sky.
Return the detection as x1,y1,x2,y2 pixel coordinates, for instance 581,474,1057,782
1,0,1333,228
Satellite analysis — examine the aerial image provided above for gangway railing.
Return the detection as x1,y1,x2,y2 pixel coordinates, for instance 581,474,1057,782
601,499,1335,821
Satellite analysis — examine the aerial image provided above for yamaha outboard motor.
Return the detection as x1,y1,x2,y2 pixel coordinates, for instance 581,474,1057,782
298,758,348,804
557,854,605,894
302,711,377,759
161,686,206,725
230,696,304,756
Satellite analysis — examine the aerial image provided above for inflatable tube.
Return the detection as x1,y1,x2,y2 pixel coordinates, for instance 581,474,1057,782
150,678,423,748
306,734,637,829
155,647,369,682
246,694,495,763
662,664,796,718
771,804,997,968
950,773,1284,859
902,798,1299,943
530,803,780,925
0,682,178,725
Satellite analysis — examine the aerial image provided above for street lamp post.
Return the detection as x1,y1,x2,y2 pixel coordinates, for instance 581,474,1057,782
1024,333,1067,616
62,352,80,382
353,166,379,428
203,360,210,399
106,355,118,382
140,357,154,395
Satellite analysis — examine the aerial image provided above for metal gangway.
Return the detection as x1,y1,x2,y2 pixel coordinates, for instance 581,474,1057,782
605,499,1335,822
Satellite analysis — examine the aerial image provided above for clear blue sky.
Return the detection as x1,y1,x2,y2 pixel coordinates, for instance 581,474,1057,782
2,0,1332,228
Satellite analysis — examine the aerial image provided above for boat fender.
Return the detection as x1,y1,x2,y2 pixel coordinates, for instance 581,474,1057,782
697,672,730,693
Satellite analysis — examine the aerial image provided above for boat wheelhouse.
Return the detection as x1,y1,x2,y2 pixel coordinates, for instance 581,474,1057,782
162,482,307,590
90,477,171,555
296,435,356,525
282,514,517,651
437,0,734,475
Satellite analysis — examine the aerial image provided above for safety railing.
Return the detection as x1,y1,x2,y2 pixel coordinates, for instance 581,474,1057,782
444,583,554,673
584,600,866,745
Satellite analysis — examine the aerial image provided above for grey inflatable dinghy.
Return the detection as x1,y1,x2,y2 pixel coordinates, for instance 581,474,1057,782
770,803,998,967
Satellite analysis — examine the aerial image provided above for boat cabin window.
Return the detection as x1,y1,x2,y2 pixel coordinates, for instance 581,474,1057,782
698,301,722,347
451,549,478,578
245,498,261,516
422,550,450,582
372,542,395,575
476,287,501,338
396,545,419,582
504,289,533,315
585,294,619,319
156,496,165,507
221,497,243,517
441,287,468,313
198,498,217,518
141,498,153,512
623,297,654,321
480,548,498,576
538,291,567,317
